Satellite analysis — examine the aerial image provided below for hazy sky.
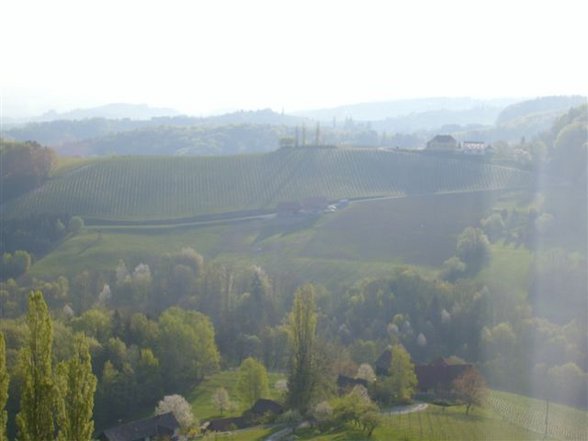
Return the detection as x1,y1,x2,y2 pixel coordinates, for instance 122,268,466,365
2,0,587,117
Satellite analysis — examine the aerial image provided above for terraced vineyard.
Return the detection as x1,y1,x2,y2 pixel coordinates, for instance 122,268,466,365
4,149,532,222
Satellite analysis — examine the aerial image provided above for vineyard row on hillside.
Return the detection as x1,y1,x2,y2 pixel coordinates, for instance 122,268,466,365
4,149,532,221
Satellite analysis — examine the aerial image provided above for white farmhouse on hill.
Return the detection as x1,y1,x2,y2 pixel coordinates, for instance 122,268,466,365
462,141,487,154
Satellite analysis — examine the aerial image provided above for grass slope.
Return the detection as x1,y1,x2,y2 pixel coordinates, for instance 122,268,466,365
30,191,527,287
297,405,543,440
5,149,531,221
188,370,285,420
193,385,588,441
302,191,508,266
487,390,588,441
297,391,588,440
276,391,588,441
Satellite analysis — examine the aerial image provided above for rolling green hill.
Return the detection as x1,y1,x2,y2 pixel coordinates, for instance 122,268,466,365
3,148,532,222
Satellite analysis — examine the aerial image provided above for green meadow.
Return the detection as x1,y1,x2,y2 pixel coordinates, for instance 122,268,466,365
191,374,588,440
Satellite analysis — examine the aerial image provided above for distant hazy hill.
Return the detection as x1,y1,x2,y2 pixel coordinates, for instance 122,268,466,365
4,149,532,222
58,124,288,156
36,103,180,121
8,98,583,156
295,97,520,122
199,108,305,126
456,96,588,142
5,109,307,152
371,107,501,133
5,119,148,147
496,96,587,126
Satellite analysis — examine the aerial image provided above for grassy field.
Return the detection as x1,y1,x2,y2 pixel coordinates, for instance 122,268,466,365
486,390,588,441
30,190,529,291
211,399,571,441
475,242,533,306
5,149,531,221
293,405,543,441
295,391,588,441
29,224,228,276
302,191,510,266
188,370,286,421
131,370,588,441
187,371,285,441
203,427,276,440
28,223,406,291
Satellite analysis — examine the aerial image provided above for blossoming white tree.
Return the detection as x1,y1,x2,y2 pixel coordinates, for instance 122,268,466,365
155,394,195,429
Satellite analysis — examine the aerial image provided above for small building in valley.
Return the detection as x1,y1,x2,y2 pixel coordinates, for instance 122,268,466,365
201,416,248,433
202,399,284,433
374,349,473,395
374,347,394,376
336,374,369,394
248,398,284,417
415,357,473,393
98,412,180,441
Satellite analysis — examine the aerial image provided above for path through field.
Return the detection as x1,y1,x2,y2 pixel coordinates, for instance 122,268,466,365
386,402,429,415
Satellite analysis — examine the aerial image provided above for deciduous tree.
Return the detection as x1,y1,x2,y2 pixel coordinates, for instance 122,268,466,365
211,387,233,416
456,227,491,275
333,385,380,436
375,344,417,405
453,368,487,414
389,344,417,403
155,394,195,430
67,216,84,235
237,357,269,408
157,307,219,390
356,363,376,384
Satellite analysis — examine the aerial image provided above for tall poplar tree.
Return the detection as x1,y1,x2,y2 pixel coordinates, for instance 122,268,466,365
286,284,317,413
56,334,97,441
16,291,55,441
0,333,9,441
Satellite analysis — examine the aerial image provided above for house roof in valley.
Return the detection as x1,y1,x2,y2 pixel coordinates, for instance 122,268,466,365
202,416,248,432
374,348,393,375
430,135,457,143
337,374,369,391
202,399,283,433
99,412,179,441
415,358,473,390
249,398,284,416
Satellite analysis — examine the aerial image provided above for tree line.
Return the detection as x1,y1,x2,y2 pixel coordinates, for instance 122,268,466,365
0,140,55,201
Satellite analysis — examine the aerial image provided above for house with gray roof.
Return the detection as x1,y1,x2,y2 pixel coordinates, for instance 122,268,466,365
98,412,181,441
